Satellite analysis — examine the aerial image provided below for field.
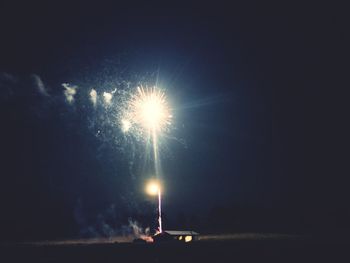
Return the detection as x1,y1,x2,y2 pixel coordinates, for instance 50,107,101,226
0,233,347,262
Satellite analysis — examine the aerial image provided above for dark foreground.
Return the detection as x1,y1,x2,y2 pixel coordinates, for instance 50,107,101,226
1,234,348,263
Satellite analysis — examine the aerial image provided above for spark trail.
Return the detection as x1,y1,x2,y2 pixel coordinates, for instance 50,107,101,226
126,86,171,233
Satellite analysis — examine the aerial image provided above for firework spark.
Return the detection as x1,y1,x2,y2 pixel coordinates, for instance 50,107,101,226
130,86,171,134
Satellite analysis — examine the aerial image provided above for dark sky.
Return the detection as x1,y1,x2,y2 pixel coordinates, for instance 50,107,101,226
0,1,348,240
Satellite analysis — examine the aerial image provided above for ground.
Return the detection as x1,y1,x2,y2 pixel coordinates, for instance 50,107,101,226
0,233,348,262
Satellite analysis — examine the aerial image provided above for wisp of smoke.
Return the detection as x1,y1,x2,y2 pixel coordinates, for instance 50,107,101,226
90,88,97,106
62,83,77,103
31,74,49,96
103,91,113,105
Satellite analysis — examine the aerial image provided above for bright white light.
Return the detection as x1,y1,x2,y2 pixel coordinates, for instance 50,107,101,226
131,87,171,132
146,181,160,196
121,119,131,133
185,236,192,242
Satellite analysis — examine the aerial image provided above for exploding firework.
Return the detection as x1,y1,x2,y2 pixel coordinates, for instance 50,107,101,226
121,86,172,136
131,86,171,133
124,86,171,233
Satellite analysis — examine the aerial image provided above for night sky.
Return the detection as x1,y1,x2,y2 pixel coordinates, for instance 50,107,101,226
0,2,348,241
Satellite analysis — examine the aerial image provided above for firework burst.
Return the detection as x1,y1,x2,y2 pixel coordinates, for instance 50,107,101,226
122,86,172,137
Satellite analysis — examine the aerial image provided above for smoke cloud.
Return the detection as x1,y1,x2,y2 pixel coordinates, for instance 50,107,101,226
74,201,152,241
103,91,112,105
89,89,97,106
62,83,77,104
